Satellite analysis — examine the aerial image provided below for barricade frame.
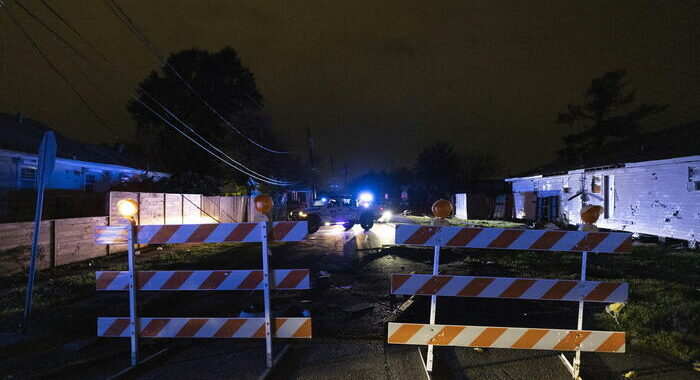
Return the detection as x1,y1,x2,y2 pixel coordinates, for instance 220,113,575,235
95,221,311,371
389,224,632,379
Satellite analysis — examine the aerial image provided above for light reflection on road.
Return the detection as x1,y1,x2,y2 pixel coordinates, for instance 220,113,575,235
306,223,396,255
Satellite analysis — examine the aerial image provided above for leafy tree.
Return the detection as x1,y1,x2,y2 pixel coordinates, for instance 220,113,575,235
128,47,290,184
557,69,666,161
461,152,499,181
414,141,462,203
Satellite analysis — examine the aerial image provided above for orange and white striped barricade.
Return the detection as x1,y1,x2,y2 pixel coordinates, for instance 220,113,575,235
390,224,632,379
95,221,310,370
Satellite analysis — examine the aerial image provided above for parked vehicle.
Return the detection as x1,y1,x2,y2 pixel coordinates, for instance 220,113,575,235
289,192,390,233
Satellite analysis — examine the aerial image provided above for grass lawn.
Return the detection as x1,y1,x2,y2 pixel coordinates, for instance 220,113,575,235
405,215,527,228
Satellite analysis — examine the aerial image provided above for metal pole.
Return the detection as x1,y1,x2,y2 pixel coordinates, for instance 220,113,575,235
21,129,55,334
573,251,588,379
21,178,47,333
127,221,139,367
426,245,440,372
261,222,273,368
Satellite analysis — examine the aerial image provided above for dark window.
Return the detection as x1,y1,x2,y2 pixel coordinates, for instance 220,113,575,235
85,173,98,192
20,166,36,181
536,195,559,223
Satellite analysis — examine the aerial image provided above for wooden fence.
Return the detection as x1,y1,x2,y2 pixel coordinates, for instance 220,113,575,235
0,216,109,274
0,192,254,275
108,191,250,225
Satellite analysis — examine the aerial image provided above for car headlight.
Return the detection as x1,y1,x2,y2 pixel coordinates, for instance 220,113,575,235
379,210,392,222
358,192,374,202
298,211,307,218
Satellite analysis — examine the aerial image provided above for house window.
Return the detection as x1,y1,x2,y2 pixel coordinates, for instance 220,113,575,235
591,176,602,193
689,166,700,192
19,166,37,187
20,166,37,181
84,173,98,192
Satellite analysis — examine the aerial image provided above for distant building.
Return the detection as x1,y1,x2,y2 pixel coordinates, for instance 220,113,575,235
0,113,169,192
453,180,513,220
506,123,700,246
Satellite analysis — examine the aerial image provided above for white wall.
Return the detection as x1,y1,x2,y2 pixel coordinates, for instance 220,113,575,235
455,193,467,219
509,156,700,243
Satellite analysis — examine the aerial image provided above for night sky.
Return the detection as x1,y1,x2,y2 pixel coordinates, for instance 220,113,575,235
1,1,698,178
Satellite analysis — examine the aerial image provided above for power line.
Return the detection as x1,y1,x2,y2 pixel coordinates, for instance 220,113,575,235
2,2,122,140
103,0,290,155
25,1,292,185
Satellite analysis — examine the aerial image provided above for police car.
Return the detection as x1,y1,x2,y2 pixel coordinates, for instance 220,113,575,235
289,192,392,234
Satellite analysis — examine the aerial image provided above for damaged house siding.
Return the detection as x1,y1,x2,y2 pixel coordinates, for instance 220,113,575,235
507,156,699,244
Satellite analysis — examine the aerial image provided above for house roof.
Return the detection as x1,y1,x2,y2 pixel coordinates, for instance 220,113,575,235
510,122,700,178
0,112,160,172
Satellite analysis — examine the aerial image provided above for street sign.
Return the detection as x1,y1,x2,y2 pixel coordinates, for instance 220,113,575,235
95,225,130,245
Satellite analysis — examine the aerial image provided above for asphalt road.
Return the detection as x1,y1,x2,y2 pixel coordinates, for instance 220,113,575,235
52,223,696,380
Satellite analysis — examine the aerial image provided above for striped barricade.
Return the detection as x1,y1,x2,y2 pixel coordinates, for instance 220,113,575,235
131,221,307,245
388,323,625,353
96,269,311,291
94,220,311,370
99,317,312,339
395,225,632,253
389,223,633,378
391,274,628,303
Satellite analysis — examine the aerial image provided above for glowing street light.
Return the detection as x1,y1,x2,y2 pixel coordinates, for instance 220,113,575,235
117,198,138,220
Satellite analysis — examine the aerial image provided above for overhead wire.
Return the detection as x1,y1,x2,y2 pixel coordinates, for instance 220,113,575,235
103,0,290,155
1,2,122,140
23,0,293,185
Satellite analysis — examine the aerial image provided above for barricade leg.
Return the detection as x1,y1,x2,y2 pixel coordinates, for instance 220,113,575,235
559,250,587,379
261,222,273,368
127,222,139,367
573,251,588,379
426,245,440,372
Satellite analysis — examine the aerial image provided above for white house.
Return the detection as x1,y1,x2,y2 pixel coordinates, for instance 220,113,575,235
0,113,169,192
506,155,700,246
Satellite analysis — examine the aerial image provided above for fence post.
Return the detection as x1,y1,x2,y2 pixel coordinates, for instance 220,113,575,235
49,220,56,268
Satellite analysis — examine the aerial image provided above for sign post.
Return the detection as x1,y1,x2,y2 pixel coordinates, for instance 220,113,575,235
21,131,56,333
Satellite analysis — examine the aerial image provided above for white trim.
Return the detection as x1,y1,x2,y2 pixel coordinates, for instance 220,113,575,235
507,155,700,181
505,174,542,182
0,148,169,178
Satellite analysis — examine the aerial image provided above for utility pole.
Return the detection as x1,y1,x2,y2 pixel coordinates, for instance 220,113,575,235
329,156,335,189
307,125,316,200
344,163,348,189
